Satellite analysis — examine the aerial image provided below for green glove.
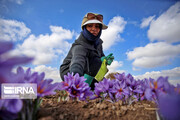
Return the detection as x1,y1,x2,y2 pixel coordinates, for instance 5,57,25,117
101,53,114,65
84,74,94,86
95,59,109,81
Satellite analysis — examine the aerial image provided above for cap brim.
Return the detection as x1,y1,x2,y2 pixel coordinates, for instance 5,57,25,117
82,19,108,30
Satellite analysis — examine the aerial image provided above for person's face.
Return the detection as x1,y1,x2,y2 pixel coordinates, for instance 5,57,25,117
86,23,100,36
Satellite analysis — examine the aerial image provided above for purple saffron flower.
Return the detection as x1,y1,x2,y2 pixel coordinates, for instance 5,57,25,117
16,67,36,83
58,73,93,101
125,74,135,86
157,82,180,119
0,41,33,120
114,72,126,82
94,78,112,98
145,77,168,102
0,41,33,84
95,78,110,92
0,41,59,120
114,80,129,101
125,74,138,94
25,67,59,97
13,67,59,97
37,78,59,97
135,80,146,101
79,87,93,101
58,73,73,91
158,90,180,120
71,73,88,92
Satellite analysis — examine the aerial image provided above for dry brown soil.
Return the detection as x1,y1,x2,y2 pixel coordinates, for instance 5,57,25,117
38,92,157,120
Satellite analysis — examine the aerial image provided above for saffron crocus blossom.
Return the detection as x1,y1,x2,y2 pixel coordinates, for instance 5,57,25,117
58,72,73,91
0,41,33,119
94,78,111,98
37,78,59,97
158,84,180,120
0,41,33,94
135,80,146,101
114,72,126,82
15,67,36,83
59,73,93,101
144,77,168,102
14,67,59,119
130,80,145,101
0,41,33,83
79,87,93,101
93,78,119,102
113,80,129,101
15,66,59,97
125,74,135,87
125,74,141,95
0,41,59,120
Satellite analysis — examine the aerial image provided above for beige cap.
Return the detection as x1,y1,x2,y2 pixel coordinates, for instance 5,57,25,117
81,13,108,30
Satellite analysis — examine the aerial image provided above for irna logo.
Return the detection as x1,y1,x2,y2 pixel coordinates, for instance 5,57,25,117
1,83,37,99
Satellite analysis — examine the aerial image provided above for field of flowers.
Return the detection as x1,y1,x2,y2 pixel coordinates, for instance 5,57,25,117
0,41,180,120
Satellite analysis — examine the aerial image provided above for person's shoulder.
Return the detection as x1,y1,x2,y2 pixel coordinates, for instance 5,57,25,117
72,44,88,56
72,44,87,51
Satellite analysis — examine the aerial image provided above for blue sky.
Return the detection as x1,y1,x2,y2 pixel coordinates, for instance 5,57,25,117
0,0,180,85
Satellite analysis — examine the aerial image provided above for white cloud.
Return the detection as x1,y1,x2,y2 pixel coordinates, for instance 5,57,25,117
148,2,180,43
126,42,180,68
140,15,155,28
0,18,31,41
101,16,127,50
13,25,74,65
134,67,180,86
107,60,124,73
130,2,180,69
32,65,62,83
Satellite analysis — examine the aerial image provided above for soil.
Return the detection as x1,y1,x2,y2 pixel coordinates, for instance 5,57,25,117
38,92,157,120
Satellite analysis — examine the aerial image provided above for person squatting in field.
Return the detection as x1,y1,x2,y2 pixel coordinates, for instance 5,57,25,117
60,12,114,89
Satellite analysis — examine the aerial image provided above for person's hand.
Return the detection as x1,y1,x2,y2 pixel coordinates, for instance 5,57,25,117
101,53,114,65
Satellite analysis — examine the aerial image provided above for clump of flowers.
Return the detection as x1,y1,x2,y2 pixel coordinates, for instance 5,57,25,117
92,78,115,102
0,41,33,120
0,41,59,120
15,67,59,120
58,73,93,101
15,66,59,97
144,76,169,103
102,73,180,119
92,73,144,104
57,70,180,119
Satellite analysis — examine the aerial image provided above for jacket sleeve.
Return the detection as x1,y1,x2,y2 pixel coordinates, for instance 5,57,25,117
70,45,88,76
